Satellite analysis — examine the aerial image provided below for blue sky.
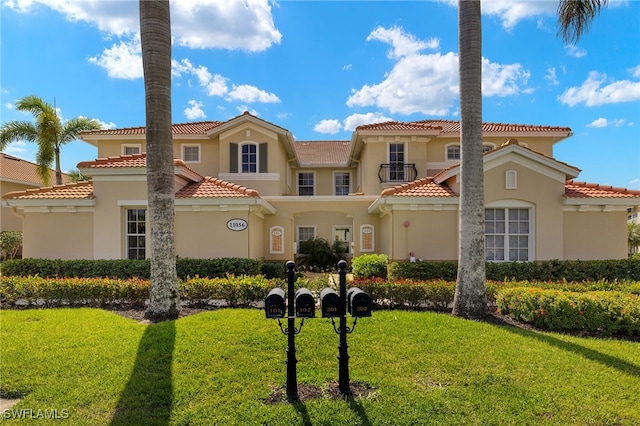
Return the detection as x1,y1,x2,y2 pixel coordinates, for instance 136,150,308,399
1,0,639,189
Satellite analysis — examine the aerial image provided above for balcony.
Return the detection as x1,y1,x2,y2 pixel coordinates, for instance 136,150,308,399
378,163,418,183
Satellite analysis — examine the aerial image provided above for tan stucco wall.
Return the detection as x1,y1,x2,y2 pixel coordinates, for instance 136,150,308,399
22,212,93,259
563,211,628,259
484,160,565,260
174,210,255,258
92,179,148,259
1,181,33,231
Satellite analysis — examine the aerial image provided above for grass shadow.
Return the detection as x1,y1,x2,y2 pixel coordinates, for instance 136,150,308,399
110,320,176,426
490,319,640,379
346,396,372,426
293,401,312,426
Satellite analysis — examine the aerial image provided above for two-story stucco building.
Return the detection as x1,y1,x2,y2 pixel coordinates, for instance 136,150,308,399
3,112,639,262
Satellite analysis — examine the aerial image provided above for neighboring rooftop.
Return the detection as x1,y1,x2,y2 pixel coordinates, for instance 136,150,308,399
294,141,351,167
565,180,640,199
2,181,94,200
1,153,70,186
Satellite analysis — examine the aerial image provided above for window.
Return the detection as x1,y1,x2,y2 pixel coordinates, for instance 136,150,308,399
270,226,285,254
126,209,146,260
447,144,460,160
182,144,200,162
242,144,257,173
360,224,375,252
333,226,351,254
335,172,350,196
298,172,314,196
122,144,141,155
389,143,405,181
485,208,530,262
297,226,315,251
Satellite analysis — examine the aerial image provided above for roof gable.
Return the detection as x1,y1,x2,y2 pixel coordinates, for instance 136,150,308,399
381,177,457,197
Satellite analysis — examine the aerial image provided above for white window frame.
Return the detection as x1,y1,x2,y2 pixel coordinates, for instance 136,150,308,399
360,224,375,252
298,171,315,196
182,143,201,163
125,208,146,260
334,171,350,196
297,226,316,252
122,144,141,156
240,142,258,173
332,225,352,254
388,142,406,182
269,226,285,254
445,143,461,161
485,201,535,262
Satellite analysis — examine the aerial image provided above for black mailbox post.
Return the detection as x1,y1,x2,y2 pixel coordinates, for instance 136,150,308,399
265,287,285,319
320,288,341,318
294,287,315,318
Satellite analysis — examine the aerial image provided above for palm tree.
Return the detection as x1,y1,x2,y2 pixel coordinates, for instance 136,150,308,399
140,0,180,322
452,0,487,319
557,0,608,44
0,95,101,186
67,169,88,182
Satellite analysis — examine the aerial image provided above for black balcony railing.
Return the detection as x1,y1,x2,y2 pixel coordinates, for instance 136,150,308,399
378,163,418,183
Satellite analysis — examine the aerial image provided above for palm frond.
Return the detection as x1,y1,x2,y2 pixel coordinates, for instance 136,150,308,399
60,117,102,144
0,121,39,150
557,0,608,44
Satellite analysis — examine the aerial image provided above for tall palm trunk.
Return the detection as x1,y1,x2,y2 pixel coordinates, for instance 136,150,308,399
140,0,180,322
452,0,487,318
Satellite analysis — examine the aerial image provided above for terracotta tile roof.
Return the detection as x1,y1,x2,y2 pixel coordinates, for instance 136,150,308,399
381,177,458,197
1,153,71,185
565,180,640,198
80,121,224,137
358,119,571,134
175,177,259,198
2,181,94,200
294,141,351,166
77,153,190,170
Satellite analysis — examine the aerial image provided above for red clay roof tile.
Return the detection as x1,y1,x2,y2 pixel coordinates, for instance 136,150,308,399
358,119,571,134
1,153,71,185
294,141,351,166
565,180,640,198
175,177,259,198
2,181,94,200
80,121,224,137
381,178,458,197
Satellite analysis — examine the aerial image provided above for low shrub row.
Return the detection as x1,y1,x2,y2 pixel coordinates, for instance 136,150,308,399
388,258,640,282
0,258,278,280
496,287,640,336
0,275,282,308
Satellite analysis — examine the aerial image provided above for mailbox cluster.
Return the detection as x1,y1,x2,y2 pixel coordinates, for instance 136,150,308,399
265,260,372,401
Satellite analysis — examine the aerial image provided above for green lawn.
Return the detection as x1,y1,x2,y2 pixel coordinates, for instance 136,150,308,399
1,308,638,425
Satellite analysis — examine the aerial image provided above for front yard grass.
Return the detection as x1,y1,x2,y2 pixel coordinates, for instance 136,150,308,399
1,308,639,425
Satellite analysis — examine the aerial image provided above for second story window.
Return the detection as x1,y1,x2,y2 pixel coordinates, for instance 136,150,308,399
389,143,405,181
447,144,460,160
335,172,350,196
242,144,257,173
298,172,314,196
122,144,141,155
182,144,200,163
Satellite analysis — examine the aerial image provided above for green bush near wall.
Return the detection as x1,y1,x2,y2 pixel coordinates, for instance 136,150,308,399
389,258,640,282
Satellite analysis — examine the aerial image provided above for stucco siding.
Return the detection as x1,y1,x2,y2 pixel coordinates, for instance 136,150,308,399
22,212,93,259
563,211,628,260
175,211,251,258
1,181,30,231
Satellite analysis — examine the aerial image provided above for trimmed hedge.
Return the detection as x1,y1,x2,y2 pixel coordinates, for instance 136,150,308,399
0,258,264,280
0,275,282,308
389,258,640,282
496,287,640,336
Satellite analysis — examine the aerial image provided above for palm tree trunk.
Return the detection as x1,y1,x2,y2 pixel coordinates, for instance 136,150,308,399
140,0,180,322
55,147,62,185
452,0,487,319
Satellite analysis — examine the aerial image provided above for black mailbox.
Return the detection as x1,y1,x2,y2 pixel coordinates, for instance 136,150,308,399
295,287,315,318
265,287,286,319
319,288,342,318
347,287,372,317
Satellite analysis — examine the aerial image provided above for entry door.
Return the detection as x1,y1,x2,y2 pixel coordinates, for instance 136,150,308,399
333,227,351,254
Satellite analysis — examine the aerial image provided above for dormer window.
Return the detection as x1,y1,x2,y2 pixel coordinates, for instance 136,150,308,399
230,142,268,173
122,144,141,155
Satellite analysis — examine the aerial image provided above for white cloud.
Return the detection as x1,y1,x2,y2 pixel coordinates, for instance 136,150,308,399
2,139,27,154
6,0,281,51
559,71,640,107
4,102,14,110
236,105,259,116
227,85,280,103
88,39,142,80
587,118,608,128
545,67,559,85
343,112,393,131
367,26,439,59
565,45,587,58
628,179,640,190
184,100,206,120
348,26,529,116
629,65,640,78
314,119,342,134
480,0,557,31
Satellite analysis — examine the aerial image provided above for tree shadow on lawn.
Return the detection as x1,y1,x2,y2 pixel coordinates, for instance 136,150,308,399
110,320,175,426
484,314,640,379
